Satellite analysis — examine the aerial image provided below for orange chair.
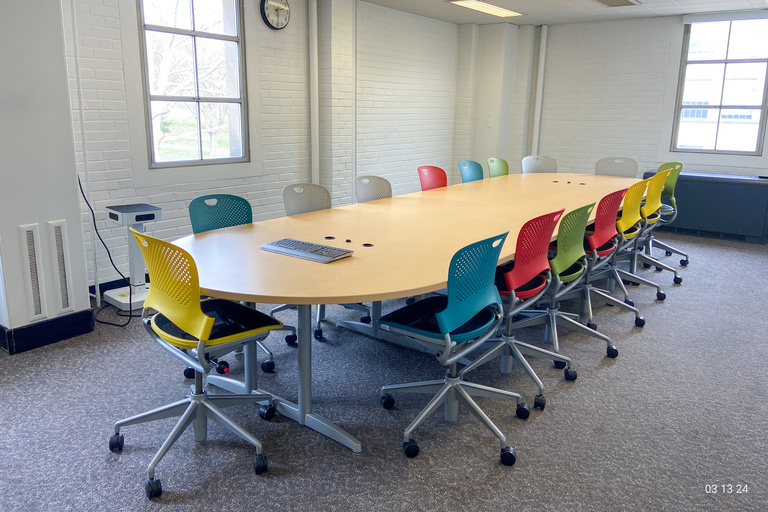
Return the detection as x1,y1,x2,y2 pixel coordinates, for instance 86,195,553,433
417,165,447,190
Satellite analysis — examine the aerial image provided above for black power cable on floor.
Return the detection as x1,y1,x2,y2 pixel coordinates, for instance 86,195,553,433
77,175,136,327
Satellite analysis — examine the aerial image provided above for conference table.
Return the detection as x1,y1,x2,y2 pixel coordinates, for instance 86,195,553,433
172,172,639,453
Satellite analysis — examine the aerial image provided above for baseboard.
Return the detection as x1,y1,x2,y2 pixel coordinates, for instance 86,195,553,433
0,309,95,355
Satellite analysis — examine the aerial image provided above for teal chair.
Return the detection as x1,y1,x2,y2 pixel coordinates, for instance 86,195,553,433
379,231,529,466
487,157,509,177
458,160,484,183
188,194,298,373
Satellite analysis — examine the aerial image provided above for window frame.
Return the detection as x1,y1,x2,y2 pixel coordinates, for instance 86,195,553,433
671,20,768,156
137,0,250,168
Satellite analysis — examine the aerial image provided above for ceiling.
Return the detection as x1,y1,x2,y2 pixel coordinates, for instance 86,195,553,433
363,0,768,27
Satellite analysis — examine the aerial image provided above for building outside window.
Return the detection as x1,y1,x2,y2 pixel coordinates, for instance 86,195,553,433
139,0,248,167
673,18,768,155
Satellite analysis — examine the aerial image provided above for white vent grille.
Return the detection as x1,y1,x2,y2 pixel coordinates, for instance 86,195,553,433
594,0,641,6
48,220,73,312
19,224,48,320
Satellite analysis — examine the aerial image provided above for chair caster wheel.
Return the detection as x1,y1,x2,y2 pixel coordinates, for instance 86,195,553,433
606,345,619,358
403,439,419,458
673,276,683,284
680,259,689,266
586,322,597,330
285,333,297,345
253,454,269,474
183,367,195,379
261,360,276,373
145,478,162,499
642,263,651,268
534,395,546,410
258,404,276,421
635,316,646,327
564,367,577,381
624,298,634,307
500,446,516,466
109,433,124,453
360,315,372,324
380,393,395,410
314,328,323,340
516,403,530,420
665,250,673,256
656,291,666,301
553,360,566,369
215,361,230,374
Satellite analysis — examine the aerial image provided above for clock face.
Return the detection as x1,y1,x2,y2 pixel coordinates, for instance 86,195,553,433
261,0,290,30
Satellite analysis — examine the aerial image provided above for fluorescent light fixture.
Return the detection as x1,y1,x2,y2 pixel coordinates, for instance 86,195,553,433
450,1,523,18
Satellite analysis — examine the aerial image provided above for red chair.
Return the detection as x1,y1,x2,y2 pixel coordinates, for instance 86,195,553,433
459,209,573,410
417,165,447,191
580,188,646,335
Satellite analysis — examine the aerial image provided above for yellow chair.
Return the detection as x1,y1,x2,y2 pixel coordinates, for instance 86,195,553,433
109,228,284,499
643,162,690,267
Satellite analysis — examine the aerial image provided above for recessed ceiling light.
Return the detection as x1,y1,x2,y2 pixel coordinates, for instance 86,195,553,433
450,1,523,18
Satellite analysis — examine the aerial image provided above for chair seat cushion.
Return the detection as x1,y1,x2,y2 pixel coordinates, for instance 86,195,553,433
152,299,283,349
379,296,496,343
558,260,585,284
494,263,547,300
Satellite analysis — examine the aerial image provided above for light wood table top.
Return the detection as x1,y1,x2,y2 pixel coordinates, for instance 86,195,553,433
173,173,637,306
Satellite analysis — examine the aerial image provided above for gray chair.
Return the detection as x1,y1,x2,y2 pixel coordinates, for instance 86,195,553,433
354,175,392,203
273,183,371,340
522,155,558,174
595,157,638,177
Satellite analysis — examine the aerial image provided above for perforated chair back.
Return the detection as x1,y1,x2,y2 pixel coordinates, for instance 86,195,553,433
282,183,331,215
503,209,564,291
354,175,392,203
595,157,638,177
487,157,509,178
434,232,507,335
130,228,213,343
549,203,595,277
586,189,626,252
658,161,683,208
417,165,448,191
522,155,558,174
640,169,671,221
616,179,648,235
188,194,252,234
458,160,484,183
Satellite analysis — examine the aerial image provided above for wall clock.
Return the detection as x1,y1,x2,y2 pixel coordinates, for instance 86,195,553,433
260,0,290,30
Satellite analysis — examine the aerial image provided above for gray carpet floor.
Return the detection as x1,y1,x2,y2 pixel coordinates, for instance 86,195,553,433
1,232,766,511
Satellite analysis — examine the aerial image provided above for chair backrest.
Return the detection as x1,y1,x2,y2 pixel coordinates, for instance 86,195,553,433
522,155,558,174
595,157,638,177
188,194,252,234
417,165,448,191
616,178,648,234
585,189,626,251
487,157,509,178
502,209,565,291
354,175,392,203
130,228,213,341
549,203,595,276
640,169,671,220
282,183,331,215
434,231,508,335
657,161,683,208
458,160,484,183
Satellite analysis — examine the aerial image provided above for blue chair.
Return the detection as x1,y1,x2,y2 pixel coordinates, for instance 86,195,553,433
458,160,484,183
379,231,529,466
188,194,297,373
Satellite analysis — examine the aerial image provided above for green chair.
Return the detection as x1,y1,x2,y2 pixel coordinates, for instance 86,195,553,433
188,194,297,375
458,160,484,182
487,157,510,177
643,162,689,266
379,231,528,465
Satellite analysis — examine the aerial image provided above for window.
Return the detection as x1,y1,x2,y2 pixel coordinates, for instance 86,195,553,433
139,0,248,167
673,19,768,155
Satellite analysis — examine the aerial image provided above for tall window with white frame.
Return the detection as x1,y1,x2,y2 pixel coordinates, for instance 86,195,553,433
139,0,248,167
673,18,768,155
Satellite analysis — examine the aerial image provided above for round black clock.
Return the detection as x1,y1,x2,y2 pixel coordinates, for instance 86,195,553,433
260,0,290,30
